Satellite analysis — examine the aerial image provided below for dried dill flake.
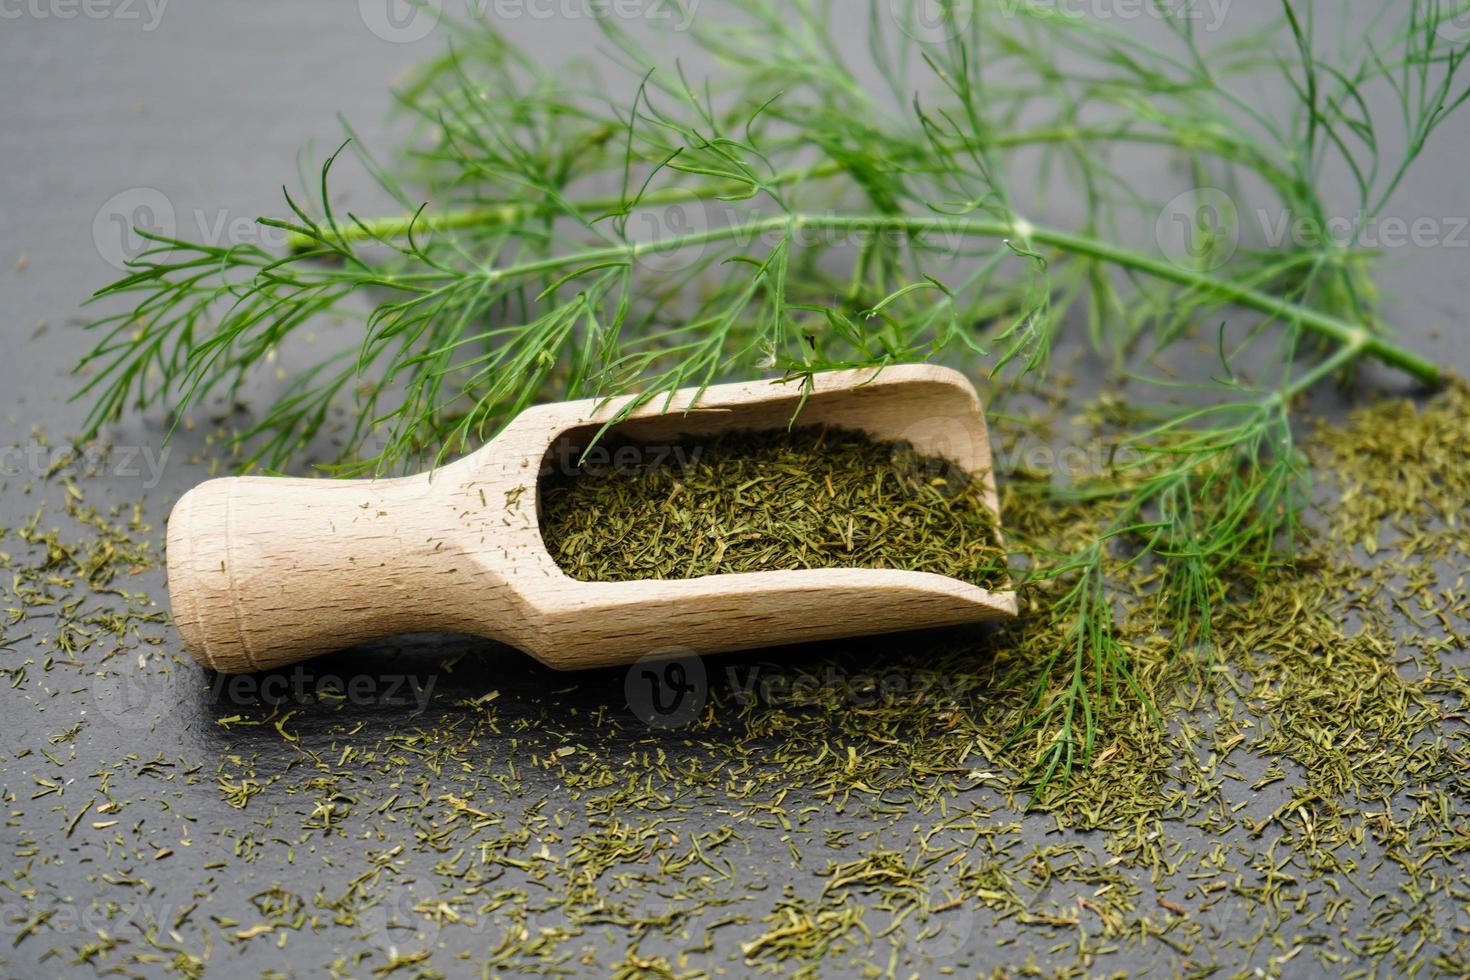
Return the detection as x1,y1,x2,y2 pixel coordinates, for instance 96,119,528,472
539,426,1009,590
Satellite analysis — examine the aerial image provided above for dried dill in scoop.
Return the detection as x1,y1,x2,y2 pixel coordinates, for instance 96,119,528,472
539,426,1008,589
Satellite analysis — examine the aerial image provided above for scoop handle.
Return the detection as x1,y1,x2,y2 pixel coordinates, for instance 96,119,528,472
166,473,472,672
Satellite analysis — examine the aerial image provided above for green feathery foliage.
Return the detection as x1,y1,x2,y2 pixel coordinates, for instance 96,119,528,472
73,0,1469,793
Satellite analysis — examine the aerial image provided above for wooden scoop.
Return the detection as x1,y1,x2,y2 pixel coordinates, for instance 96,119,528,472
166,365,1016,673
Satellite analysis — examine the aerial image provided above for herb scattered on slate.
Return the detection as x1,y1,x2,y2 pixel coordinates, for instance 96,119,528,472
2,382,1469,975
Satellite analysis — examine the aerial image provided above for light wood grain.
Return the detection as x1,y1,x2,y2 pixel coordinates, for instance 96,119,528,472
166,365,1017,672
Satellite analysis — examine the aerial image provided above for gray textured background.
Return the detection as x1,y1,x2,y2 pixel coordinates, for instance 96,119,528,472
1,2,1466,977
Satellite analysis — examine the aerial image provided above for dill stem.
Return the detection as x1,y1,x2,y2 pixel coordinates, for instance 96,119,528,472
346,211,1435,384
1276,329,1369,400
291,125,1276,249
1023,223,1435,384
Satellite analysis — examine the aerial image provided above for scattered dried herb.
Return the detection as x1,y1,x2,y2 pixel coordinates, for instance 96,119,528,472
3,379,1467,976
539,426,1009,590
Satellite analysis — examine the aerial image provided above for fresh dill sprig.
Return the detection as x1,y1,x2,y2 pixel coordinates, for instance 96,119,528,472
72,0,1469,795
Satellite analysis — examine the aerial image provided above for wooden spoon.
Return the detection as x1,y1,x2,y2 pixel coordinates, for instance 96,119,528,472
166,365,1016,673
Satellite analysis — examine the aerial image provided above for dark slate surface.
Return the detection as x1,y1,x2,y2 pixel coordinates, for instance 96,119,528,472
1,3,1466,977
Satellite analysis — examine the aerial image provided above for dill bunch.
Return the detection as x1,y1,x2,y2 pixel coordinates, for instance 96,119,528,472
73,0,1469,793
